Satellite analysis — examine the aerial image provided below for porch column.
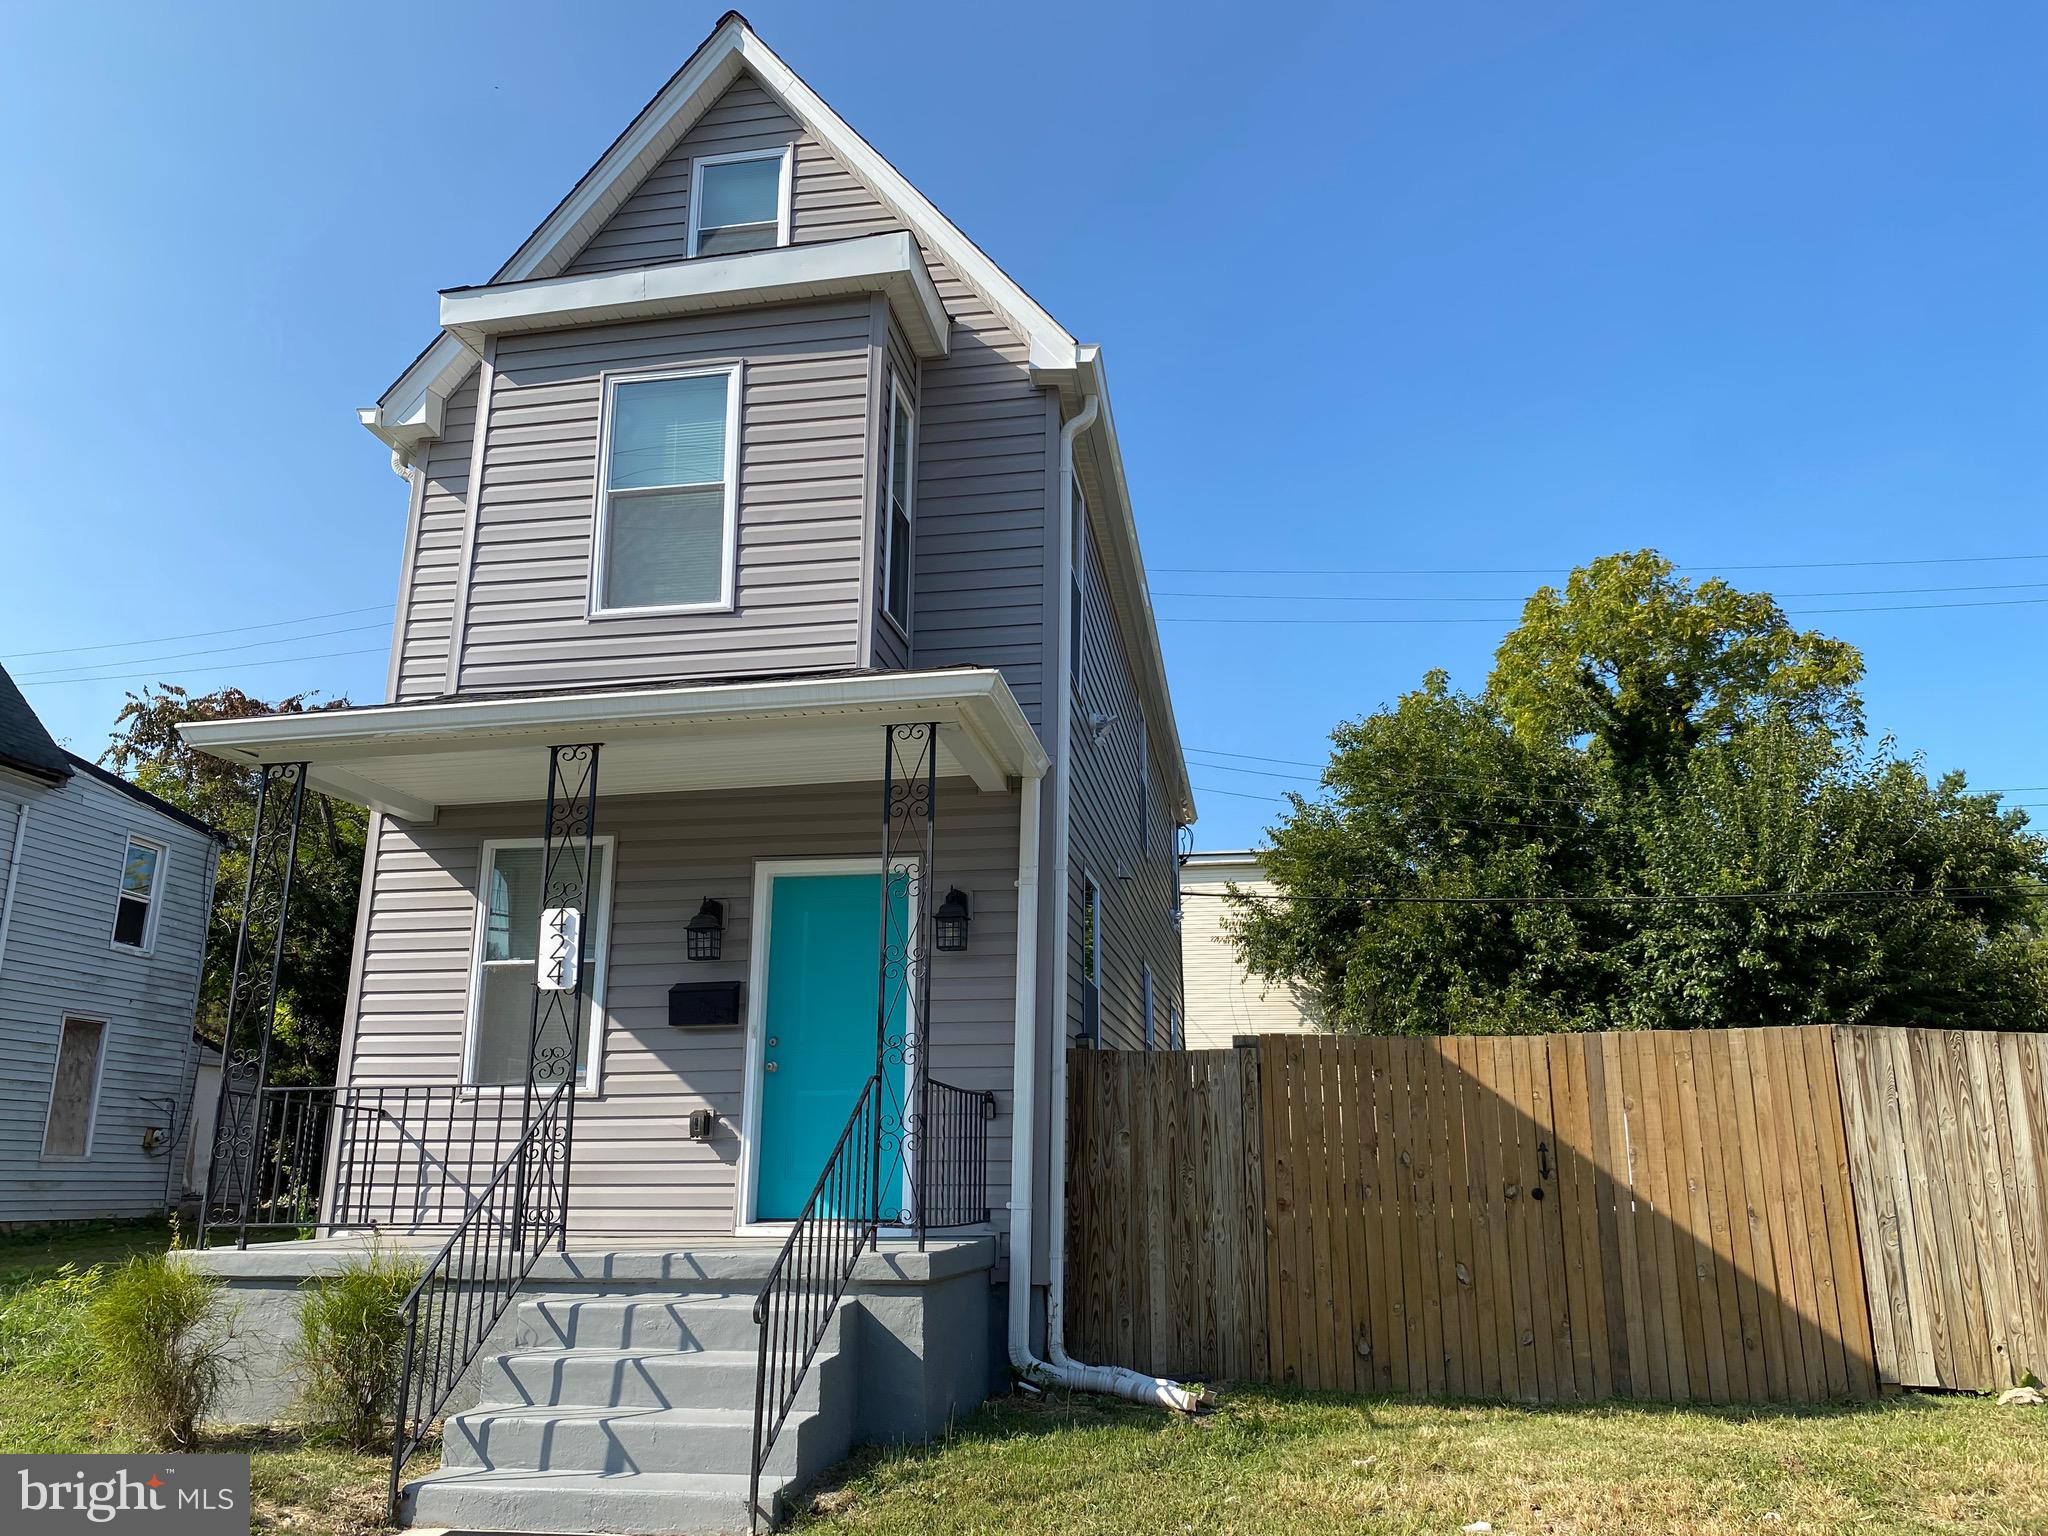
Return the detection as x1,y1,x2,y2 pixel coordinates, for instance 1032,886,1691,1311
201,761,309,1250
519,742,602,1254
875,722,939,1247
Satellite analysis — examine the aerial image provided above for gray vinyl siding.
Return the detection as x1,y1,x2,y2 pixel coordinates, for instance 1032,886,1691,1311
394,375,479,701
0,770,216,1222
550,70,1052,732
451,301,874,693
346,781,1019,1239
1064,521,1183,1053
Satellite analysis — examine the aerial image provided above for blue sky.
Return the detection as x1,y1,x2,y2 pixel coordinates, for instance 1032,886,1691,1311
3,1,2043,848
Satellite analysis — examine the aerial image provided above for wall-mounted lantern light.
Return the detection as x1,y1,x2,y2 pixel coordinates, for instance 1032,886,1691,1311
934,887,972,953
686,898,725,961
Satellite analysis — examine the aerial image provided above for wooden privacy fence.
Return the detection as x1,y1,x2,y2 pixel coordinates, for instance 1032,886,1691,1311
1066,1025,2048,1404
1836,1026,2048,1392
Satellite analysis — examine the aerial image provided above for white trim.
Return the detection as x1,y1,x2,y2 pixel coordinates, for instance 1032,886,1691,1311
436,234,951,362
109,833,168,956
0,800,30,977
735,855,919,1235
40,1013,110,1160
588,363,743,618
460,836,618,1096
686,144,794,259
878,370,916,637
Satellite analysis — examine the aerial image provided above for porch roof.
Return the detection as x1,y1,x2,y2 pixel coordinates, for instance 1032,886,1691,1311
176,668,1046,823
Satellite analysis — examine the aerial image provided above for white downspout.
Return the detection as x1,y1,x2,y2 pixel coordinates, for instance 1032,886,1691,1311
1005,393,1198,1412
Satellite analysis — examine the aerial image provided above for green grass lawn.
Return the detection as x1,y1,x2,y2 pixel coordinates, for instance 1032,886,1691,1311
795,1386,2048,1536
0,1218,421,1536
7,1222,2041,1536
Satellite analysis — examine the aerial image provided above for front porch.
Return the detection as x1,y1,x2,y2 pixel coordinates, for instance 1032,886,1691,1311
175,667,1047,1528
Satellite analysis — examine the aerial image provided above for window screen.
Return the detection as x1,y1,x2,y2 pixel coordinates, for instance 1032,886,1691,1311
599,372,731,611
693,154,784,256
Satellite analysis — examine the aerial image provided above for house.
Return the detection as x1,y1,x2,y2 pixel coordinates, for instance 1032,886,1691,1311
176,14,1194,1530
0,663,221,1226
1179,851,1316,1047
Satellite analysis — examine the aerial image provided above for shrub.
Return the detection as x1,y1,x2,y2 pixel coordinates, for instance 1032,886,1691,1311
87,1253,237,1448
287,1246,422,1449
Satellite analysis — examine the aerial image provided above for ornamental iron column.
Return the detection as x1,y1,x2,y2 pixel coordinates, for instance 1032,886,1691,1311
200,761,309,1250
517,743,601,1255
874,723,939,1250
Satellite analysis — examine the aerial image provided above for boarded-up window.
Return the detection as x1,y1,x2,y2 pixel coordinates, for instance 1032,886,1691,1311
111,835,164,951
43,1018,106,1157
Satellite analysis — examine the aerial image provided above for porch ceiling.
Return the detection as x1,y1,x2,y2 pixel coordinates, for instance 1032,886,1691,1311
176,669,1045,823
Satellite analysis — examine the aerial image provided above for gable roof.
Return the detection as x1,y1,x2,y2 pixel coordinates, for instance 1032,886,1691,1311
356,11,1193,824
0,664,72,784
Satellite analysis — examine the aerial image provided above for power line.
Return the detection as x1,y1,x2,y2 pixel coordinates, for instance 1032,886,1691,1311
1161,596,2048,625
1152,554,2048,577
1179,883,2048,908
2,604,393,661
1152,580,2048,603
14,623,393,682
15,647,388,689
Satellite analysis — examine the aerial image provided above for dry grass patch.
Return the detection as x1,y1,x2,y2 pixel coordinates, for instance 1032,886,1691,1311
795,1386,2048,1536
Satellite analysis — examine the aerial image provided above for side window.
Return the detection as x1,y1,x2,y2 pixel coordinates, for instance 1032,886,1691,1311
1142,963,1155,1050
880,376,915,632
43,1017,107,1157
688,146,792,257
593,368,739,615
1169,1006,1183,1051
110,835,165,953
1069,476,1087,691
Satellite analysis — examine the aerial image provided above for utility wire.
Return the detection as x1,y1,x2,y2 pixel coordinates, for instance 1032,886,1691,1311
1179,883,2048,908
1161,596,2048,625
15,647,389,689
1152,580,2048,603
14,623,393,682
1152,554,2048,577
2,604,393,661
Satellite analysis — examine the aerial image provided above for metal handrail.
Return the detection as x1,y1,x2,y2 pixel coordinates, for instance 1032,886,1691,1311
747,1072,994,1530
386,1081,572,1518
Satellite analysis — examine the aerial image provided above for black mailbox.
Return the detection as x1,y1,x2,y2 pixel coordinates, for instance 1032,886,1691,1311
669,980,742,1028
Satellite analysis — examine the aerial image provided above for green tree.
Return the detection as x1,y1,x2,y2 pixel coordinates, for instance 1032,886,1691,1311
1490,549,1864,784
102,686,366,1084
1232,556,2048,1036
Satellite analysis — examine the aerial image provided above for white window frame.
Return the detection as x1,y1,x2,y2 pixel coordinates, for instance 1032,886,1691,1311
588,364,743,619
879,372,916,638
41,1014,109,1160
1169,1005,1183,1051
1069,475,1088,693
687,145,795,259
1143,963,1156,1050
461,836,618,1096
109,833,168,956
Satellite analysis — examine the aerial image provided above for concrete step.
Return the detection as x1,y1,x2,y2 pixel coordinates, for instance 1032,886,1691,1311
480,1345,831,1412
516,1292,768,1352
441,1401,830,1477
402,1467,788,1535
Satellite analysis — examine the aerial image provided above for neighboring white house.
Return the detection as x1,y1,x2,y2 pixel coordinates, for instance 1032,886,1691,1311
1179,851,1315,1047
0,663,222,1224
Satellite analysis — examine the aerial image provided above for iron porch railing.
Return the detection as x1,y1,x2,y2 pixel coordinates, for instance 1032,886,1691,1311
386,1080,573,1517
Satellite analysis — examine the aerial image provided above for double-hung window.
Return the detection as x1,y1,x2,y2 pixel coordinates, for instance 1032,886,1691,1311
688,147,793,257
593,368,739,615
880,376,915,632
464,839,615,1090
110,835,165,953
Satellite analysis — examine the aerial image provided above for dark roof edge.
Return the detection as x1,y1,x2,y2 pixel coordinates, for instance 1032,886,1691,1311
0,751,71,786
64,754,230,842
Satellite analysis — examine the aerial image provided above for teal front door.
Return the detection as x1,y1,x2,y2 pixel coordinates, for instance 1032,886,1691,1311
755,870,907,1221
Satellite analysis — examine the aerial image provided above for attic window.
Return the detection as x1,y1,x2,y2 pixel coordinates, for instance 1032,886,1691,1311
689,147,793,257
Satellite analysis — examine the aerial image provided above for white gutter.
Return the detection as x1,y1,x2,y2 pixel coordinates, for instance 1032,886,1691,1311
1004,393,1197,1412
0,800,27,975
